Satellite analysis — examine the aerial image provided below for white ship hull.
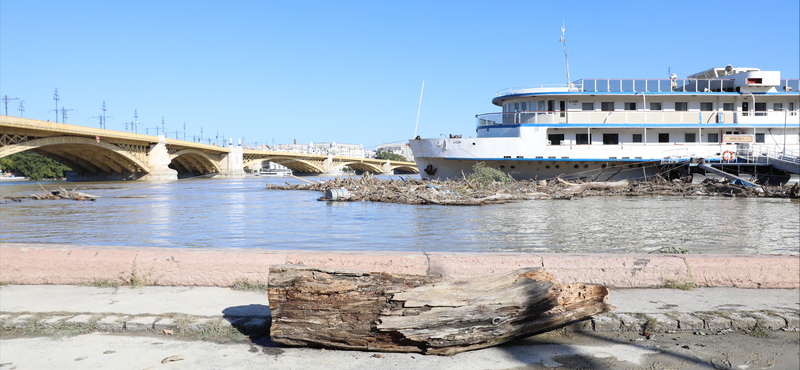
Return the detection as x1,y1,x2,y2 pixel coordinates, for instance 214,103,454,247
409,65,799,181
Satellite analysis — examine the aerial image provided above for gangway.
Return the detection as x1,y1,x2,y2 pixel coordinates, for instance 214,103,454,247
739,147,800,175
696,161,762,192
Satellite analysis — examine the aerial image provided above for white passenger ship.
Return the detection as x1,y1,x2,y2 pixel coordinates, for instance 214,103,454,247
410,66,800,182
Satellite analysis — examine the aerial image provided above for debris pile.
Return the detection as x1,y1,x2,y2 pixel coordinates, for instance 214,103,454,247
30,187,98,201
265,172,800,206
1,184,99,202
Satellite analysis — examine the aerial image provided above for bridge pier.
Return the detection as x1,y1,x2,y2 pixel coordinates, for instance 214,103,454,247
381,160,394,175
142,136,178,181
217,145,247,178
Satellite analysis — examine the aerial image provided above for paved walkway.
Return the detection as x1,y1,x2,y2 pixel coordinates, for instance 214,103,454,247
2,285,798,369
2,285,798,333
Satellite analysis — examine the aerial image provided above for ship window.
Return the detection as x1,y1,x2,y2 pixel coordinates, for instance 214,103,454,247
650,102,662,111
708,133,719,142
773,103,783,111
675,102,688,111
547,100,555,112
514,103,519,112
632,133,642,143
755,102,767,116
624,102,636,111
576,133,590,145
685,133,696,143
582,102,594,111
723,103,734,111
538,100,545,111
601,102,615,111
602,133,619,145
700,102,713,111
790,102,796,116
658,133,669,143
755,133,765,143
521,102,527,111
548,134,564,145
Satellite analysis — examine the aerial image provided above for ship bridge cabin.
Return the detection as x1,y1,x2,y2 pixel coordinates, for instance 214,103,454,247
482,67,799,158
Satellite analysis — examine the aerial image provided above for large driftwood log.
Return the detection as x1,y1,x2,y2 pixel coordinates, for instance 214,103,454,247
268,265,613,355
564,180,629,193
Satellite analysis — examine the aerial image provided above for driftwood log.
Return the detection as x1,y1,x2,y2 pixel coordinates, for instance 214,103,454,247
562,180,629,194
268,265,613,355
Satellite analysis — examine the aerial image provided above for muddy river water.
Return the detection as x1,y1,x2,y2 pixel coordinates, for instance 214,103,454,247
1,176,798,255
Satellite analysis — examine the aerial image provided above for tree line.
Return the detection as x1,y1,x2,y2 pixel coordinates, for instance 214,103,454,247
0,152,72,180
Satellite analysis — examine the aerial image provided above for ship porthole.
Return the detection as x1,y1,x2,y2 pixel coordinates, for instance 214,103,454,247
583,164,588,169
500,165,505,169
601,164,607,168
546,165,551,169
574,164,579,169
555,165,560,169
510,166,515,169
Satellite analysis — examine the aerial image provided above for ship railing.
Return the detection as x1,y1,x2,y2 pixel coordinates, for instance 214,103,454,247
750,146,800,165
570,78,799,93
476,110,800,127
495,84,583,97
495,79,799,97
660,148,691,164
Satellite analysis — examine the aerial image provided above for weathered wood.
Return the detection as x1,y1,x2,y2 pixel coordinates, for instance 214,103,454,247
564,180,628,193
268,265,613,355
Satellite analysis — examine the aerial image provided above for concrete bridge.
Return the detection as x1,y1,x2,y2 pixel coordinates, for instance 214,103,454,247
0,115,419,181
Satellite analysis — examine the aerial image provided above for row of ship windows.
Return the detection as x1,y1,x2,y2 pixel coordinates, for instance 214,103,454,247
546,132,766,145
504,101,795,112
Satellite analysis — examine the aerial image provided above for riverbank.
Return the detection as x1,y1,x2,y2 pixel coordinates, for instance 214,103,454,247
2,284,798,369
2,243,798,368
266,173,800,205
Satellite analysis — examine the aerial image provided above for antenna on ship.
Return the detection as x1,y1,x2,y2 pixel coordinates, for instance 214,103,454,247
560,22,571,86
413,80,425,139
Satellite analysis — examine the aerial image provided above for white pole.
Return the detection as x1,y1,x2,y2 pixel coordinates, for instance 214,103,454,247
561,23,571,84
413,80,425,138
784,108,787,157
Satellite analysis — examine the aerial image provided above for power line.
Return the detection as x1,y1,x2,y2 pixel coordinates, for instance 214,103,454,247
53,89,60,122
61,107,78,124
3,95,20,116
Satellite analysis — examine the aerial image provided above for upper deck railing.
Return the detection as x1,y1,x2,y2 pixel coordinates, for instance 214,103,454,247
495,78,800,97
476,110,800,127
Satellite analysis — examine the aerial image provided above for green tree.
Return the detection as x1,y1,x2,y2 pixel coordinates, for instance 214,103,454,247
375,150,407,162
0,151,72,180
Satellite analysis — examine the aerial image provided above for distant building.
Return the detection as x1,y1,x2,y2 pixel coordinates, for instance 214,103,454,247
271,141,366,158
376,143,414,161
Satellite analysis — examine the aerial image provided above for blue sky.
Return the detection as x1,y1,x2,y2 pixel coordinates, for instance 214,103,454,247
2,0,798,149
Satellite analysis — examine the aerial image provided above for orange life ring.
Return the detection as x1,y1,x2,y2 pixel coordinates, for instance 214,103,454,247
722,151,735,162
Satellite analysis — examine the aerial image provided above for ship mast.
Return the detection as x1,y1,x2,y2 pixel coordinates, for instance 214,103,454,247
560,23,571,85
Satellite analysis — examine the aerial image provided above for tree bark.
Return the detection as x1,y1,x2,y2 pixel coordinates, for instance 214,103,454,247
565,180,629,193
268,265,613,355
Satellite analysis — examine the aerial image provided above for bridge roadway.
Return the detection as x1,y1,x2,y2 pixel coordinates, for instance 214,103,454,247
0,115,418,181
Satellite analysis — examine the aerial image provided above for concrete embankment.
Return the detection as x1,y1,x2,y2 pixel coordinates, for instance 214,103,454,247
2,243,799,369
1,243,798,288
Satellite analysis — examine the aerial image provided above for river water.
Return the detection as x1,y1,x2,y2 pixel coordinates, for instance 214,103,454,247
1,176,798,255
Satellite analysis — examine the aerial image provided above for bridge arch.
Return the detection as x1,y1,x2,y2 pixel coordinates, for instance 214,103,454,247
389,164,419,174
340,161,383,174
243,155,325,173
0,136,150,175
169,149,221,175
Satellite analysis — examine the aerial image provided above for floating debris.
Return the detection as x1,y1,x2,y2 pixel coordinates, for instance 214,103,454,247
266,172,800,206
